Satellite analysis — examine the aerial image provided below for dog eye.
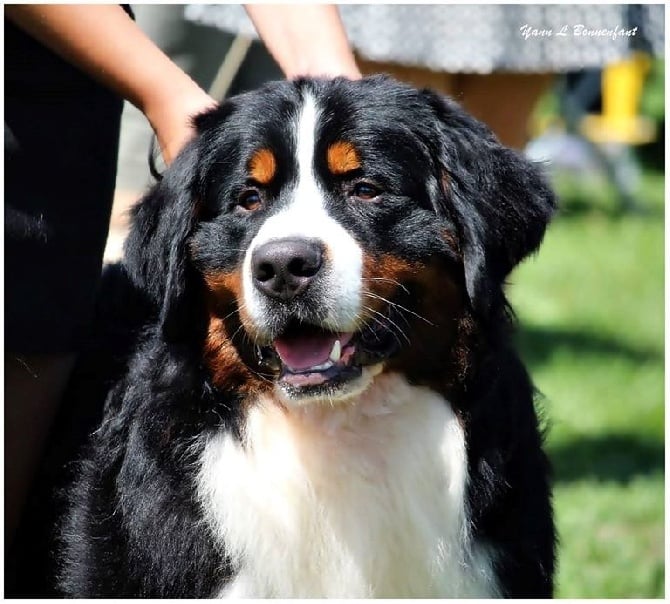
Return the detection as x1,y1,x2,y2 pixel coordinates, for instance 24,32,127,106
237,189,263,212
351,182,381,201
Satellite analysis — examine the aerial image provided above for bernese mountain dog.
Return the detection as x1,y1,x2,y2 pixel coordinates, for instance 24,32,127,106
60,76,556,598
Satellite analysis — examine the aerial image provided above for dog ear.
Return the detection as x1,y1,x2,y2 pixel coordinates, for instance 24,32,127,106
123,140,201,341
423,91,556,318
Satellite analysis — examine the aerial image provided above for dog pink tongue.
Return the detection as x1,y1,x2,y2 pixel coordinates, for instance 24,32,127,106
274,332,353,371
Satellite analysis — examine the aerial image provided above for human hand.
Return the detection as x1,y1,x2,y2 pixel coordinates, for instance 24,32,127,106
144,83,218,165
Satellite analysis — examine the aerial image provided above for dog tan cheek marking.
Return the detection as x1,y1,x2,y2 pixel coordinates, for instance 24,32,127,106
399,261,471,392
203,272,269,396
327,141,361,175
203,271,254,329
363,252,472,395
361,253,419,317
249,148,277,185
204,271,242,299
204,315,257,395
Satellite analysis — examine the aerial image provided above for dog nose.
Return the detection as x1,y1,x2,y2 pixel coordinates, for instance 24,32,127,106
251,238,324,301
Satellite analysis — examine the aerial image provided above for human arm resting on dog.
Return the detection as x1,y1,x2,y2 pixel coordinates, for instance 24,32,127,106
245,4,361,79
5,4,216,165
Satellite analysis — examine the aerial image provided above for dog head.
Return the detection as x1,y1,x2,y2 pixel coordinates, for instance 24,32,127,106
124,76,555,406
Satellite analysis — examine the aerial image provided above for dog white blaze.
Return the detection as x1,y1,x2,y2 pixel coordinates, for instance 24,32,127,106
197,373,500,598
242,93,363,331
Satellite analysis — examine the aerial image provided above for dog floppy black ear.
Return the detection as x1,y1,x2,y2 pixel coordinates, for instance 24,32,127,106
123,140,201,341
423,90,556,318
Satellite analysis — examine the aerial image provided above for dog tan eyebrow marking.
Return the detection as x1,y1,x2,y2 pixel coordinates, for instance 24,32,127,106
248,148,277,185
327,141,361,175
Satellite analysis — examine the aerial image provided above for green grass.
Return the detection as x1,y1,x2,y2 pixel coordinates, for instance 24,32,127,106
507,168,665,598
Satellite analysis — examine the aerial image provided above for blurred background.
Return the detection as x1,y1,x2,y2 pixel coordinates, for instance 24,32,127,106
107,5,665,598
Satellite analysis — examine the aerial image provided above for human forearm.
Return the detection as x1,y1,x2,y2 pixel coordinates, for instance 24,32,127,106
6,4,216,162
244,4,360,80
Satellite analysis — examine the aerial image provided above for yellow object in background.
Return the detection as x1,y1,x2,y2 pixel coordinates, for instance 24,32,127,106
581,52,656,145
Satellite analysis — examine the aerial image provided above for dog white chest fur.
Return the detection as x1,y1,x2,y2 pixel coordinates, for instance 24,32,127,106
197,373,499,598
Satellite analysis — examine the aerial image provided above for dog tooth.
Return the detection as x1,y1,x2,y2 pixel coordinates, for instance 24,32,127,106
329,339,342,363
310,360,334,371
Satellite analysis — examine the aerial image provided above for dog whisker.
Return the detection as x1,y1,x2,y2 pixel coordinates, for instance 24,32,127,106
362,290,436,327
361,304,410,346
362,277,410,295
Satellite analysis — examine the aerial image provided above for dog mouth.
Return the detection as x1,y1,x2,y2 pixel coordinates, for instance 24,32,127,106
255,320,399,398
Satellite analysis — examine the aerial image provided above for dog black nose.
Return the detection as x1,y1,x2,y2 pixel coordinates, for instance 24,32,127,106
251,238,324,301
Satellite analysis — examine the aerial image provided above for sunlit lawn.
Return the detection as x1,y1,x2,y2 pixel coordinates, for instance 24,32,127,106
508,168,665,598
